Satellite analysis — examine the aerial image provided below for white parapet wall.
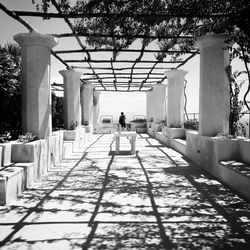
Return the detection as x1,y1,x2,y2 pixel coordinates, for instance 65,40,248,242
147,128,250,200
0,127,90,205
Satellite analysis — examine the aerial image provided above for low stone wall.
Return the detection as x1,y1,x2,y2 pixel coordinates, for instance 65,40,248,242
148,128,250,200
186,131,250,200
0,126,89,205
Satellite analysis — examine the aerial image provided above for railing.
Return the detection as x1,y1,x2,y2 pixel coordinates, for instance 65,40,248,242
184,112,250,138
184,113,199,121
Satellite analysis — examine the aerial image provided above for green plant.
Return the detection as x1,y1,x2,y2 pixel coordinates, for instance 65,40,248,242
0,43,21,139
102,118,111,123
83,121,89,126
183,119,199,131
17,132,38,143
52,92,64,130
0,132,12,143
159,119,167,129
131,118,146,123
69,120,78,130
149,117,154,123
169,122,182,128
226,65,245,136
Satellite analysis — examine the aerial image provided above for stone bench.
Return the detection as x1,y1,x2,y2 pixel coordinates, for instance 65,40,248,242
0,163,34,205
219,160,250,200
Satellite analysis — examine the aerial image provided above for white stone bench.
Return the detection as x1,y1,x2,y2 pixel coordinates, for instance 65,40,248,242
219,160,250,200
0,163,34,205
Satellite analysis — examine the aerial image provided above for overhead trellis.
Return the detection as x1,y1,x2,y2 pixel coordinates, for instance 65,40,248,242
1,0,249,92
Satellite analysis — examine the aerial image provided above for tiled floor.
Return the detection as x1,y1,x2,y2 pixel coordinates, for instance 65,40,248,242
0,134,250,249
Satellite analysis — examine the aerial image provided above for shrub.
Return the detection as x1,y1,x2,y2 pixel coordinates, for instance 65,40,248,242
183,120,199,130
17,132,38,143
69,120,78,130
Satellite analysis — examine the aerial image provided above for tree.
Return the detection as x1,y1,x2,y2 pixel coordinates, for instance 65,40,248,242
0,43,21,139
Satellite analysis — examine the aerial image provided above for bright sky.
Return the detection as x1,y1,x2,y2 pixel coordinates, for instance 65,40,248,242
0,0,248,122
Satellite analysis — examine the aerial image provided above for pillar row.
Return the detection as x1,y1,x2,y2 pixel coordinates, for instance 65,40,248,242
81,84,94,126
152,84,167,123
59,70,81,130
14,32,58,139
197,33,230,136
165,70,187,127
146,91,154,121
93,91,101,125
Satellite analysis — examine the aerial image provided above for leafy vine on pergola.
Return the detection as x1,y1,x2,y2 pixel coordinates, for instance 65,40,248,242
0,0,250,108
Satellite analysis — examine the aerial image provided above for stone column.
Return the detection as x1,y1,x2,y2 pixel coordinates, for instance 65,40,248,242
152,84,167,123
59,70,82,130
93,91,101,124
14,32,57,139
81,84,94,126
197,33,230,136
146,91,154,121
165,70,187,127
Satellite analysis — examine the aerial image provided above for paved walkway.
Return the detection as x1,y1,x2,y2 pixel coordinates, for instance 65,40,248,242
0,134,250,249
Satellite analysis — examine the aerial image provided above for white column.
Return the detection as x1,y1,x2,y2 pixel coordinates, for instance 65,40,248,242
165,70,187,127
146,91,154,121
93,91,101,124
59,70,81,130
197,33,230,136
152,84,167,123
14,32,58,139
81,84,94,126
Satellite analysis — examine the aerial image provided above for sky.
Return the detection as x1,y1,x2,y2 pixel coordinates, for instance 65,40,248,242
0,0,248,122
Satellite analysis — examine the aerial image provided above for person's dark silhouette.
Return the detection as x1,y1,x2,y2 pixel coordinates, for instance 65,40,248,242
119,112,126,131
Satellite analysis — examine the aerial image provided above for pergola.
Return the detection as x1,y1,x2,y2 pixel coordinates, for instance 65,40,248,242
0,1,240,138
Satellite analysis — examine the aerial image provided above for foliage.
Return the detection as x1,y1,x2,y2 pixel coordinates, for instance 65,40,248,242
130,118,146,123
169,122,182,128
69,120,78,130
226,65,245,136
32,0,250,112
52,92,64,130
83,121,89,126
183,119,199,131
0,43,22,139
102,118,111,123
17,132,38,143
0,132,12,143
149,117,154,123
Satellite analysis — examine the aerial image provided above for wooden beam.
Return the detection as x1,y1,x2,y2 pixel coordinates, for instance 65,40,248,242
13,10,234,19
72,66,174,70
52,32,193,40
83,72,165,76
54,48,197,54
66,59,183,63
110,59,117,91
0,2,71,70
82,76,164,80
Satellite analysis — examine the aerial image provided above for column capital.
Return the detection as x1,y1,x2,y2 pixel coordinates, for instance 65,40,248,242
83,83,95,91
14,32,58,49
59,69,82,78
153,84,167,91
197,33,230,49
164,69,188,79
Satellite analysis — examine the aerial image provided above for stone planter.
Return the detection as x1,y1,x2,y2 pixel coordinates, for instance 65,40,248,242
64,130,77,141
146,121,152,129
162,126,168,136
239,139,250,165
131,121,147,132
0,142,12,167
83,125,92,133
151,123,162,132
11,139,50,181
